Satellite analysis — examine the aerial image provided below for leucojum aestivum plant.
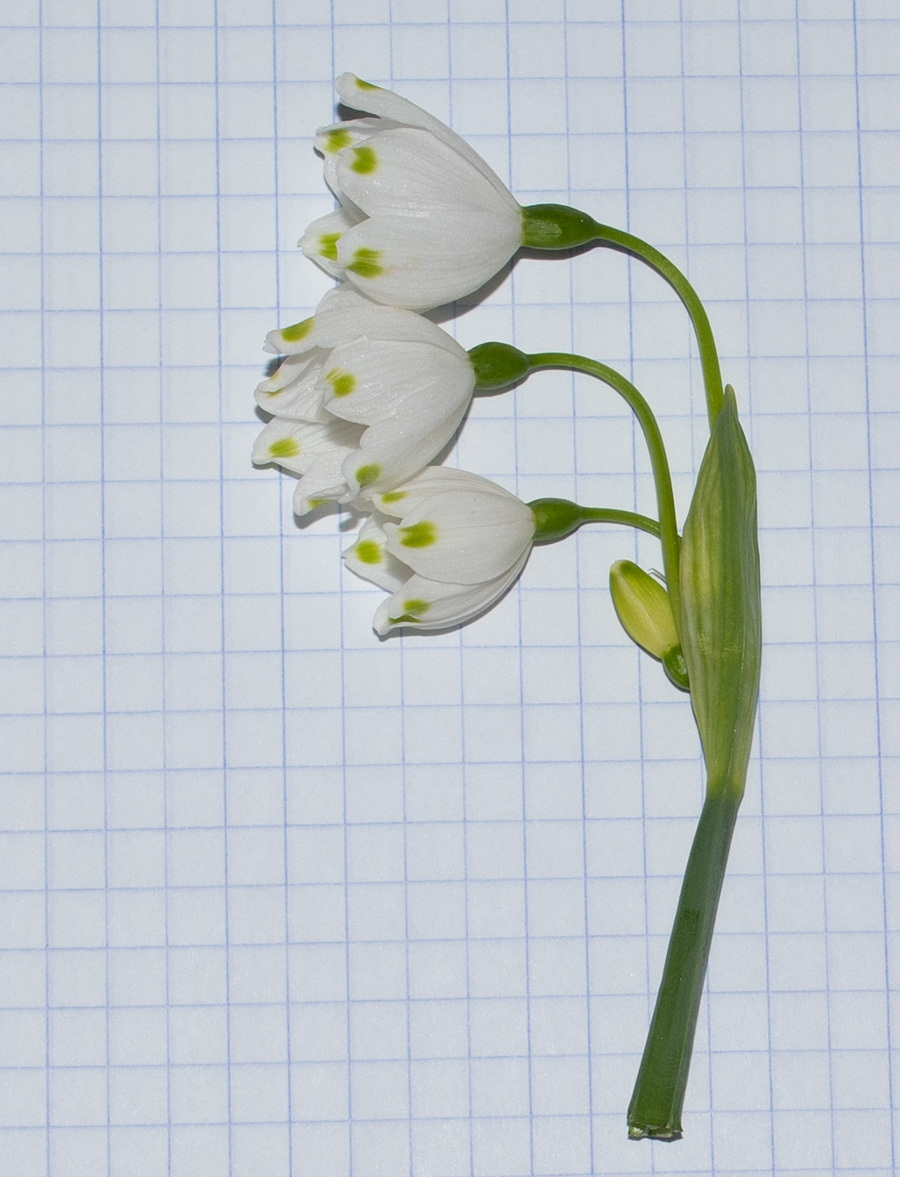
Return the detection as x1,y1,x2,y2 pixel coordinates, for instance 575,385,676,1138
253,74,762,1142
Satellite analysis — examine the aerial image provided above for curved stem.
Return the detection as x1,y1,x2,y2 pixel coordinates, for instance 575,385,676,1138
586,221,725,430
527,353,682,640
578,507,660,539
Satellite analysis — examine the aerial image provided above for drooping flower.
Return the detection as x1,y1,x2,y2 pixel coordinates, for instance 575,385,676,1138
343,467,536,634
252,285,476,514
301,73,524,312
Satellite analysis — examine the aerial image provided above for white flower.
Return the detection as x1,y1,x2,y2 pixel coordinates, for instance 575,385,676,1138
301,73,523,312
343,467,536,635
252,285,476,514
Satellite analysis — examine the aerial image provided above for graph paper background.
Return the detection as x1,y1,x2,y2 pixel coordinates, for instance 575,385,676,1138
1,1,898,1174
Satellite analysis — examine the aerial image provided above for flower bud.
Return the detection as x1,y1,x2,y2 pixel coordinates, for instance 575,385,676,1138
609,560,689,691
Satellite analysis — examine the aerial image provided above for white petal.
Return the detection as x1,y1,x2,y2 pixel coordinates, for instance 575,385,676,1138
336,210,522,311
312,285,468,358
315,116,385,158
299,206,362,277
320,337,473,500
257,352,316,394
342,514,411,593
264,316,318,356
382,484,534,585
255,353,330,422
334,73,516,206
321,339,472,425
372,550,530,635
292,461,350,515
368,466,517,516
252,416,362,477
316,117,389,198
257,376,330,423
342,413,467,501
334,127,519,219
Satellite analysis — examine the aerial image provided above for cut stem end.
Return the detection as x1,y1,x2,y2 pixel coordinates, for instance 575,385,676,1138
628,1121,683,1142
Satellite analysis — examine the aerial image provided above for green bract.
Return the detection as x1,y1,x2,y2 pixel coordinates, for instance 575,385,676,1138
680,388,762,794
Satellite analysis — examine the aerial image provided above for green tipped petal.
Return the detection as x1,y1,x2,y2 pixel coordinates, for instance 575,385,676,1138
346,248,384,279
355,463,381,489
325,368,356,397
350,145,377,174
319,233,341,262
268,436,301,460
398,521,437,548
388,597,431,625
354,540,382,565
280,317,313,343
324,128,353,153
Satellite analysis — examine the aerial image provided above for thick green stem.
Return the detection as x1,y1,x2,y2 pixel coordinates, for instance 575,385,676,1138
527,353,682,640
627,784,741,1140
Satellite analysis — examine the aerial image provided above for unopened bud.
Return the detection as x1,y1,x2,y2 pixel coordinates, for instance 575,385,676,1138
609,559,688,691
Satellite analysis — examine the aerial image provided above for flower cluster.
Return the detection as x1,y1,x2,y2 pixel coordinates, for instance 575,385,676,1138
253,70,762,1144
254,75,542,631
253,284,476,515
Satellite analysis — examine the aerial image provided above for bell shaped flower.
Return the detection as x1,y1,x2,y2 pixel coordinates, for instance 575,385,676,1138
252,285,476,514
343,467,536,634
301,73,524,312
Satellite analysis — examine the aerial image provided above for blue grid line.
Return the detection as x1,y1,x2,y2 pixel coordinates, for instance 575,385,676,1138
852,0,896,1171
0,5,898,1175
737,3,777,1170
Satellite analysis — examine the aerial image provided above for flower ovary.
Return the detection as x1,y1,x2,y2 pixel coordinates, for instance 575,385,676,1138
521,204,598,251
469,342,531,391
